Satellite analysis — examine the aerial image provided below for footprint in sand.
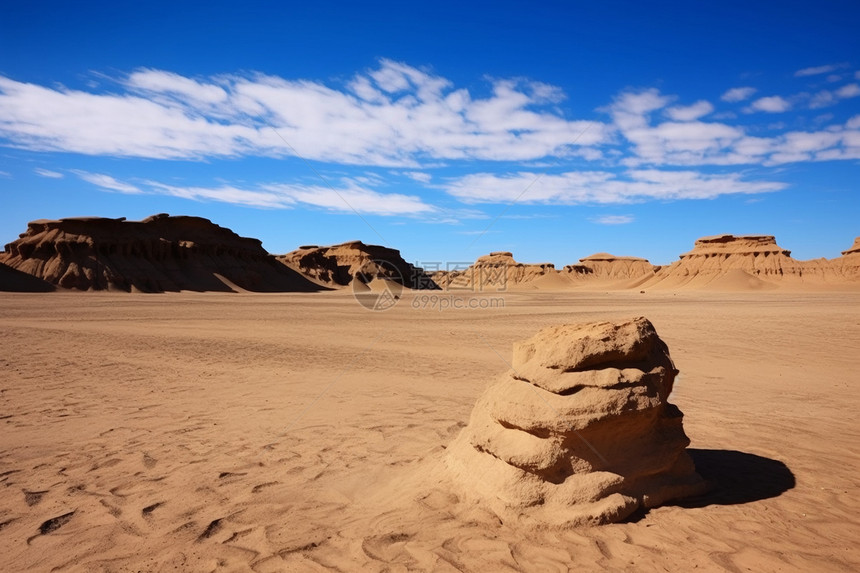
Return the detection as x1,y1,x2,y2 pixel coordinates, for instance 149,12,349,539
26,511,75,544
251,482,279,493
361,532,414,563
197,518,224,541
218,471,248,480
23,490,49,507
141,502,163,517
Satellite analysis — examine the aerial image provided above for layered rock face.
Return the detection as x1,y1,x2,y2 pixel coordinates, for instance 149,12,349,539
277,241,437,289
564,253,656,281
432,251,556,290
676,234,802,275
0,214,320,292
833,236,860,279
444,317,707,526
643,234,823,289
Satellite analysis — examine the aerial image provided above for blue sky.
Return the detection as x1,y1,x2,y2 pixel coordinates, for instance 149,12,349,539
1,1,858,266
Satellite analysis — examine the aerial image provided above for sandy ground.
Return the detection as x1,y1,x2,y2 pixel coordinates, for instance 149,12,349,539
1,290,859,572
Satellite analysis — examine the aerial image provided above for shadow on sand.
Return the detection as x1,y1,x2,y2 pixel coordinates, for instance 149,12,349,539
676,448,796,508
625,449,794,522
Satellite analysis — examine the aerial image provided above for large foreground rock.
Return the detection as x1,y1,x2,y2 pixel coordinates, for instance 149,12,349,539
443,317,708,526
0,214,321,292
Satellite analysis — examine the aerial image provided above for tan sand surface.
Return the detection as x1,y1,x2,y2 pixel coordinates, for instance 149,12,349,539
1,291,859,571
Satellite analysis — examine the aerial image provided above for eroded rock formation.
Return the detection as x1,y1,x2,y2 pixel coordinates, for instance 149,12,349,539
0,214,320,292
277,241,437,289
833,236,860,279
443,317,708,526
642,234,831,289
564,253,656,281
432,251,557,290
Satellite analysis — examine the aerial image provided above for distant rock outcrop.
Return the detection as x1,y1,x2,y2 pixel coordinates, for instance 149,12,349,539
277,241,438,289
642,234,823,289
443,317,708,526
842,237,860,256
564,253,656,282
833,236,860,279
432,251,557,290
0,214,321,292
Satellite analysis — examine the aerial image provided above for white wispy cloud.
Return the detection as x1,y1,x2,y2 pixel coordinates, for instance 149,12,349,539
0,61,608,166
810,90,837,109
404,171,432,183
127,69,229,104
745,96,791,113
34,168,63,178
721,87,757,102
592,214,634,225
666,100,713,121
73,170,142,193
836,83,860,98
808,83,860,109
443,169,785,204
143,179,436,216
795,63,847,77
605,88,860,167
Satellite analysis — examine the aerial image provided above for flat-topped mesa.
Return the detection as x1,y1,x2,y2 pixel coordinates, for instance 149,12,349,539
442,317,708,526
680,234,791,259
277,241,438,289
0,214,319,292
640,234,812,289
565,253,656,280
432,251,556,290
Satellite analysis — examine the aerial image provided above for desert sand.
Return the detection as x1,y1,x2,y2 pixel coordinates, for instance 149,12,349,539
1,289,859,572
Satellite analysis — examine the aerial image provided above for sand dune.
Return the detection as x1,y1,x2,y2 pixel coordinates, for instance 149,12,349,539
1,291,858,571
0,214,322,293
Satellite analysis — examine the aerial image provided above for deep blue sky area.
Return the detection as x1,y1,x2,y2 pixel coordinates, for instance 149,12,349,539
1,1,858,264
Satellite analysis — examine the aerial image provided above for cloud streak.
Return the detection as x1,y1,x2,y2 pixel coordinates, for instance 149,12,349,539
608,89,860,167
795,63,847,77
71,171,439,216
34,168,64,178
73,171,142,193
0,61,607,166
593,214,634,225
721,87,757,102
443,169,786,205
